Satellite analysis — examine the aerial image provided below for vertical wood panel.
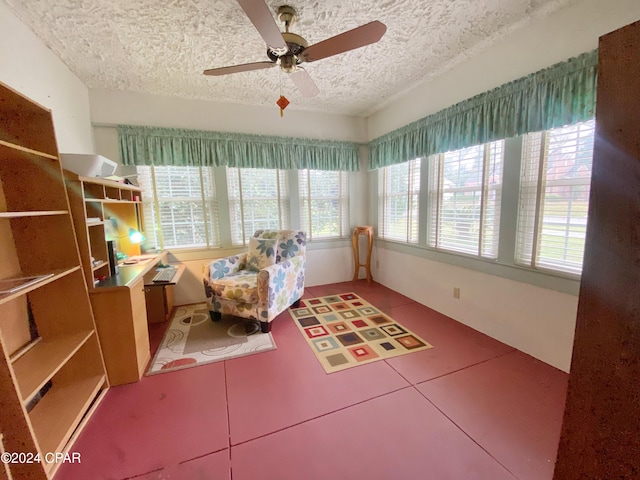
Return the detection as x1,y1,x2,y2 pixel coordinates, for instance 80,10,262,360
0,349,45,479
554,19,640,480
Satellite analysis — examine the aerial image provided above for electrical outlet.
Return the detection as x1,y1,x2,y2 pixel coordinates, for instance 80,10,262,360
376,260,380,268
453,287,461,299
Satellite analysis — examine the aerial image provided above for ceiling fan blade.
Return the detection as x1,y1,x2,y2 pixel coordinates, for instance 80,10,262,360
300,21,387,63
203,61,275,76
289,69,320,98
236,0,287,52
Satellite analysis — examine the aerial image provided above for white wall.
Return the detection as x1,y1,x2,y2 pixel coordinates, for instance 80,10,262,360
90,89,367,143
366,0,640,372
0,2,94,153
374,249,578,371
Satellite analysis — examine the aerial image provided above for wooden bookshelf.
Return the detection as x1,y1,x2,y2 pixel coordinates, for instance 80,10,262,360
64,165,155,386
0,81,108,479
64,173,143,290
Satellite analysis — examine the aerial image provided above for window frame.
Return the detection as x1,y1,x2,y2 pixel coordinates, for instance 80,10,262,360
515,119,595,275
298,169,350,241
136,165,220,250
427,140,505,259
226,167,290,246
377,158,421,244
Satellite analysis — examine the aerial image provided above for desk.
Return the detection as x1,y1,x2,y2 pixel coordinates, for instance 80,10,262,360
143,264,186,323
90,251,184,385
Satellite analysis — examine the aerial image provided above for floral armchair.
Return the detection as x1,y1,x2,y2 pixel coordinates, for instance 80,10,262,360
203,230,306,333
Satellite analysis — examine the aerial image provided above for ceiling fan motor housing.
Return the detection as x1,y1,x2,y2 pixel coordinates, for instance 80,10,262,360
267,5,308,68
267,32,307,60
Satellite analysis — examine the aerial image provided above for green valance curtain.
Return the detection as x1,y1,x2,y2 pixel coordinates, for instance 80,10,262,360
118,125,360,171
369,49,598,170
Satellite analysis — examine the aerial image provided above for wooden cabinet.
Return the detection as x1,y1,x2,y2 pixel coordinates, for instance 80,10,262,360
89,278,150,385
144,264,185,323
144,284,171,324
0,82,108,479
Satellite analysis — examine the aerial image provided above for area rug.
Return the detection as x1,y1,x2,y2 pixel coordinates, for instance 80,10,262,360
289,293,433,374
147,303,276,375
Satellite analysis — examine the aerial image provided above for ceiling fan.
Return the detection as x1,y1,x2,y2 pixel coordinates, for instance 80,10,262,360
203,0,387,98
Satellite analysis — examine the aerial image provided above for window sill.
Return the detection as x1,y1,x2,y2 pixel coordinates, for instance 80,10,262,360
160,237,352,262
375,238,581,295
163,246,243,262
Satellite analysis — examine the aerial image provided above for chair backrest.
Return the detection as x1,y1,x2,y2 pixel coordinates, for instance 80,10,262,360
253,230,306,263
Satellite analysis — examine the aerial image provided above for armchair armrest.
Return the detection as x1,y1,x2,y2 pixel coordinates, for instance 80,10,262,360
206,253,248,281
257,256,306,321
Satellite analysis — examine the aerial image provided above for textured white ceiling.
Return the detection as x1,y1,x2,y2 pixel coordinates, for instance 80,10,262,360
4,0,572,116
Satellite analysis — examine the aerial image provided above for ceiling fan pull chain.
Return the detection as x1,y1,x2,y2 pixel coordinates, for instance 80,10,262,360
277,68,289,117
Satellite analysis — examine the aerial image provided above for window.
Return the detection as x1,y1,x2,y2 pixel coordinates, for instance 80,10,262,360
378,159,420,243
298,170,349,240
227,168,289,245
515,120,595,275
427,141,504,258
137,165,219,249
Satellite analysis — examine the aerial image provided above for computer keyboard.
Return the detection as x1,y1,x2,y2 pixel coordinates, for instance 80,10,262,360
152,267,177,283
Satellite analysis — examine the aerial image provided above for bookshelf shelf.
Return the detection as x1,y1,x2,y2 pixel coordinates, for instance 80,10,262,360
30,374,105,468
0,267,80,306
0,211,68,218
12,331,94,404
0,139,58,160
91,260,109,272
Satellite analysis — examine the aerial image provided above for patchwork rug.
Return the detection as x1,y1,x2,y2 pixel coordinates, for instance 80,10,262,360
289,293,433,374
147,303,276,375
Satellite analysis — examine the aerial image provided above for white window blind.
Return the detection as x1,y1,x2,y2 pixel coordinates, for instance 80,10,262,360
515,120,595,275
427,141,504,258
378,159,420,243
299,170,349,240
136,165,219,249
227,168,289,245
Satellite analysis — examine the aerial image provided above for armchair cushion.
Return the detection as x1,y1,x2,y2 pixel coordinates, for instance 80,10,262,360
254,229,306,262
209,253,247,279
246,237,277,271
209,269,259,304
277,231,304,262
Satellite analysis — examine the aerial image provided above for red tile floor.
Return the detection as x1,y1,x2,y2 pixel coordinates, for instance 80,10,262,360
56,282,568,480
